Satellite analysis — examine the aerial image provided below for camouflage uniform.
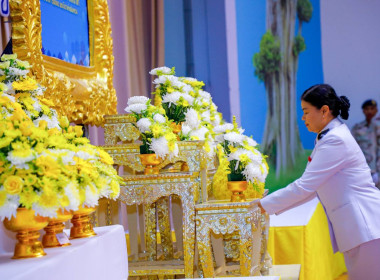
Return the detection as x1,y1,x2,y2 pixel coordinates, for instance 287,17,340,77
351,115,380,187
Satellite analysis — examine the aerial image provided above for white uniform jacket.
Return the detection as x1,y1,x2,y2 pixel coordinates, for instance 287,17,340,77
261,118,380,253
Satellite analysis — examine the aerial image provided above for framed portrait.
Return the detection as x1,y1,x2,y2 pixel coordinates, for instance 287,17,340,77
9,0,116,126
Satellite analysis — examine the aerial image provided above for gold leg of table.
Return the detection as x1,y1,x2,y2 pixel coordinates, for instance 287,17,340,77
144,203,157,261
239,224,252,276
197,226,214,278
183,201,195,278
157,197,173,259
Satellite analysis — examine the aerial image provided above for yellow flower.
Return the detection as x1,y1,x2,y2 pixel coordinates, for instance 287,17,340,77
239,154,251,165
74,126,83,137
19,186,39,208
38,189,59,208
36,156,62,179
0,137,13,149
0,83,8,92
19,121,33,136
59,116,70,128
0,61,10,69
1,54,17,61
98,149,114,165
167,87,174,93
24,174,38,186
4,128,22,139
38,120,48,130
109,181,120,199
16,59,31,69
151,124,163,138
12,78,38,91
3,175,24,195
0,189,6,206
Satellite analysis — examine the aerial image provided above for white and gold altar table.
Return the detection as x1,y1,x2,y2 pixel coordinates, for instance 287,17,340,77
268,197,346,280
0,224,128,280
179,276,281,280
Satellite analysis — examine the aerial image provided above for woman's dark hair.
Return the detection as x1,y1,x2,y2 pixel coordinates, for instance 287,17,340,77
301,84,350,120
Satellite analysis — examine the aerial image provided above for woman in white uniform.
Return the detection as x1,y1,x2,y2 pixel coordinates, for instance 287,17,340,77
259,84,380,280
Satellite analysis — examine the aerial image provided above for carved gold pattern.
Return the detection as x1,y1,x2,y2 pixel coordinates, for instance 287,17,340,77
260,212,272,275
103,114,140,145
9,0,117,126
157,197,174,259
195,199,262,278
120,173,199,278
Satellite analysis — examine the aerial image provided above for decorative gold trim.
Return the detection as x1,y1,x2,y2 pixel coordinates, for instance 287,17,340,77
9,0,117,126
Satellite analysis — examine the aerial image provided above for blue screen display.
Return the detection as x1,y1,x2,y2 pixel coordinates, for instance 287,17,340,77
40,0,90,67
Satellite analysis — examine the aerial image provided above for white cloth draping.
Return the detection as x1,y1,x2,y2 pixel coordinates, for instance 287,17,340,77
0,225,128,280
269,197,319,227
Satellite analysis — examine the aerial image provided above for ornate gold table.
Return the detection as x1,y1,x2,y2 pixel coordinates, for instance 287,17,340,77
195,199,262,278
120,172,199,278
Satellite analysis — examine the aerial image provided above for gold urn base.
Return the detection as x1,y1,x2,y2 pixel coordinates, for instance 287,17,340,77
227,181,248,202
3,208,49,259
42,209,73,248
70,206,97,239
139,154,161,175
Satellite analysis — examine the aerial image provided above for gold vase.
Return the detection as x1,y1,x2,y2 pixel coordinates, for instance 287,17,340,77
227,181,248,202
42,209,73,248
139,154,161,175
69,206,97,239
3,208,49,259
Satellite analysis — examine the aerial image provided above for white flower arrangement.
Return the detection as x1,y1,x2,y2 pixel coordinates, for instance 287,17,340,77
218,116,268,185
125,96,179,159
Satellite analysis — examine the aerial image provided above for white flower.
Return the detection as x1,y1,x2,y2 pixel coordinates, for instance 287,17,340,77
149,66,172,75
224,132,245,145
33,115,60,129
153,75,184,88
8,67,28,77
7,150,36,167
215,134,225,143
184,108,200,129
32,98,42,112
64,182,80,211
181,124,192,135
4,83,15,95
0,69,4,76
212,113,221,126
32,200,59,218
136,118,152,133
242,163,263,183
150,136,170,158
1,93,15,103
190,126,209,140
214,123,234,134
153,114,166,124
181,77,198,82
199,90,211,101
181,84,194,93
201,110,211,123
125,103,147,114
34,86,44,96
83,184,100,208
76,150,96,161
127,96,149,106
181,93,195,105
244,136,257,147
161,91,181,106
0,194,19,221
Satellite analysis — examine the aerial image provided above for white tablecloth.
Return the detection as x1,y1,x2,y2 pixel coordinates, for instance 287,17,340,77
269,197,319,227
0,225,128,280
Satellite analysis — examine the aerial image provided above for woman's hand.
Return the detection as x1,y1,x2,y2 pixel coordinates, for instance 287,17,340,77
258,201,266,214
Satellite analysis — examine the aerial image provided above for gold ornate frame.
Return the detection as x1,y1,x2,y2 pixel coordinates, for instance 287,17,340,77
9,0,117,126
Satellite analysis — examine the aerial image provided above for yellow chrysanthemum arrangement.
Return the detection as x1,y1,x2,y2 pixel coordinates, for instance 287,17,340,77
0,57,122,221
125,96,179,159
0,54,59,129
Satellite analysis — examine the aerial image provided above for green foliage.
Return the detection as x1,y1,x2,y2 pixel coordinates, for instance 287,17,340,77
162,103,188,123
265,149,311,194
297,0,313,22
293,35,306,56
253,31,281,82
